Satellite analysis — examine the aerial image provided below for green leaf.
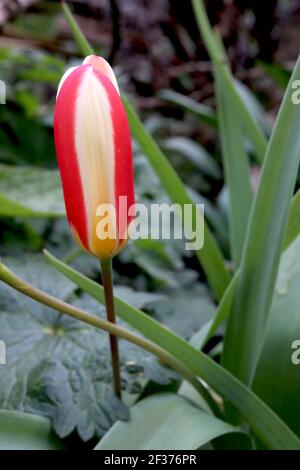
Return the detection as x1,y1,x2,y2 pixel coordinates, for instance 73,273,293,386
222,57,300,386
0,410,63,450
216,67,253,265
0,165,65,217
0,256,176,441
95,394,242,450
253,235,300,438
44,251,300,449
158,90,217,128
61,0,230,300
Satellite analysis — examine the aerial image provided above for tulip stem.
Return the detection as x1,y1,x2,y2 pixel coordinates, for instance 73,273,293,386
100,258,121,398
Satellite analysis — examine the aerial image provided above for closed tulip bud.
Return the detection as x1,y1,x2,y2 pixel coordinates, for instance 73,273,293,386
54,55,135,259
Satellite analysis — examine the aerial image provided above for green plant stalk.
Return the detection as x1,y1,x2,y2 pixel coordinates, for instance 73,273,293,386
61,2,94,56
0,262,216,412
101,258,121,398
44,252,300,449
61,0,230,302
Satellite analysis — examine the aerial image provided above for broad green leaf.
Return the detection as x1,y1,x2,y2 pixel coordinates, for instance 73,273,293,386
216,67,253,265
95,394,242,450
158,89,217,128
222,57,300,386
0,256,176,441
0,410,63,450
253,235,300,437
62,0,230,301
0,165,65,217
191,0,267,162
44,251,300,449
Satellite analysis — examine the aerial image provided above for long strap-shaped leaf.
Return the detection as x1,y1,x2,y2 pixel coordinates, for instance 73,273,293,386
44,251,300,449
61,1,230,301
215,67,253,265
223,57,300,385
197,186,300,351
191,0,267,162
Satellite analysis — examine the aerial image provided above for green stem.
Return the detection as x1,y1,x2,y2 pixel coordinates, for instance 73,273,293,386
0,262,219,414
62,2,94,56
100,258,121,398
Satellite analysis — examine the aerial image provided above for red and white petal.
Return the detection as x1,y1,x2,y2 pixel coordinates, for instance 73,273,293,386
54,60,134,259
83,55,120,94
56,66,79,100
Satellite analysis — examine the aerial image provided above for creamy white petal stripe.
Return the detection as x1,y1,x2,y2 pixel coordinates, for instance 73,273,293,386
75,67,118,255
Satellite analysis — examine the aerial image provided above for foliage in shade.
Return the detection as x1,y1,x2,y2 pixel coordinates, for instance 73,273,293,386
0,257,179,441
1,0,300,452
44,251,300,449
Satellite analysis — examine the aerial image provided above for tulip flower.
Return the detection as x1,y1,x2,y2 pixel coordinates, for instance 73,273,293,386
54,56,135,397
54,55,135,260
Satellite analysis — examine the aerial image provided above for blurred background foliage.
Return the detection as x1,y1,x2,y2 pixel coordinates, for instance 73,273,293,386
0,0,300,447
